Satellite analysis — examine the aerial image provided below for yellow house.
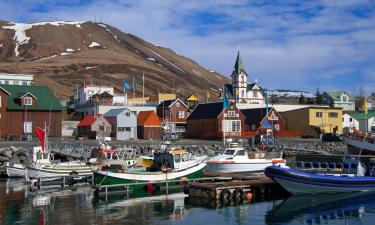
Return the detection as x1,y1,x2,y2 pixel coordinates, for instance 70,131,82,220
281,107,342,137
185,94,199,108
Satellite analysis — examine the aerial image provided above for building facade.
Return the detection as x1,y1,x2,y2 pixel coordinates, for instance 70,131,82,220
0,85,63,138
0,73,33,86
323,91,355,111
225,51,266,105
281,107,343,137
346,111,375,133
157,99,189,134
104,108,137,140
77,115,112,139
187,102,245,139
137,111,161,140
240,107,286,135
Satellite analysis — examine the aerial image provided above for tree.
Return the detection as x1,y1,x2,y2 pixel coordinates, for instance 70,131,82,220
270,94,279,104
307,98,315,104
299,93,306,104
315,88,323,105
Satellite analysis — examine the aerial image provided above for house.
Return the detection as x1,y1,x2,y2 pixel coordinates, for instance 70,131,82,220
342,113,358,133
0,73,33,86
156,99,189,134
90,91,113,105
104,108,137,140
187,102,245,139
346,111,375,133
0,84,63,139
367,93,375,111
224,51,266,105
281,107,343,138
137,111,161,140
76,84,114,105
240,107,286,136
77,114,111,139
322,91,355,111
185,95,199,109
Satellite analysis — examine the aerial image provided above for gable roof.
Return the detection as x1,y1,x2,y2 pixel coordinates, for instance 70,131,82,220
188,102,224,120
137,111,161,126
78,115,103,126
347,111,375,120
104,108,133,117
157,99,188,109
247,83,266,96
0,84,63,111
325,91,354,101
240,108,269,125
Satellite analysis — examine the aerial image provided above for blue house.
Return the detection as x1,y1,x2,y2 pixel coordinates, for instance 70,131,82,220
104,108,137,140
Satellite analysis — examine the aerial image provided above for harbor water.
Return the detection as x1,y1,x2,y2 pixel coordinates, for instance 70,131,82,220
1,178,375,225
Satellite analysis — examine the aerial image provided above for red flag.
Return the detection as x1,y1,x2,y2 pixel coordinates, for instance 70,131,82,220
35,127,45,151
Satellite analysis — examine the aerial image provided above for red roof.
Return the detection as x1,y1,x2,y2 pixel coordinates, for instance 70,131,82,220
137,111,161,126
78,115,101,126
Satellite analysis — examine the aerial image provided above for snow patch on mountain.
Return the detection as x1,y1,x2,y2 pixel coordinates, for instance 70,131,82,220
89,42,100,48
267,89,315,98
147,48,184,73
66,48,75,52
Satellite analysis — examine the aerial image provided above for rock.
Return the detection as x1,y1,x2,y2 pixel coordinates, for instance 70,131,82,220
2,150,13,159
9,157,20,164
0,156,9,162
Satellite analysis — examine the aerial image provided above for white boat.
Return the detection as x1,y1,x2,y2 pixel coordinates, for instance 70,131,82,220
345,136,375,155
6,162,26,178
206,143,286,173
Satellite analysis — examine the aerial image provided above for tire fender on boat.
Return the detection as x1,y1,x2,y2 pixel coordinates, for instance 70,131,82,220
220,189,232,202
233,188,244,201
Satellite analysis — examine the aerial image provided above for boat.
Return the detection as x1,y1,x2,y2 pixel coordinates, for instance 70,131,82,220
93,148,206,190
206,143,286,173
345,135,375,155
6,162,26,178
264,160,375,195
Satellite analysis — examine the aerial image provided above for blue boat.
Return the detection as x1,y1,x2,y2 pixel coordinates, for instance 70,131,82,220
265,165,375,195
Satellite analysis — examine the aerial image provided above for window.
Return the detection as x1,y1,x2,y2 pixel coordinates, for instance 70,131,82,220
118,127,131,132
227,111,236,117
253,89,258,97
178,111,185,118
274,124,280,131
22,81,27,86
125,112,130,117
241,90,245,97
316,112,323,118
23,97,32,106
99,125,104,131
329,112,338,118
4,80,9,85
343,96,347,102
350,118,353,122
223,120,241,132
176,102,180,107
236,150,245,156
251,124,257,131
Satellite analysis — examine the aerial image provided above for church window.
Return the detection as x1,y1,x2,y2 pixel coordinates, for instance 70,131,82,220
241,90,245,98
253,89,258,98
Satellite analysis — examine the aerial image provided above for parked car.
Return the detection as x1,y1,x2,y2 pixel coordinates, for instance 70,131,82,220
322,133,343,142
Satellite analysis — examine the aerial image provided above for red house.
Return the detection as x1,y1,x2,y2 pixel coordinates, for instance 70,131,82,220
77,114,112,139
240,107,286,136
137,111,161,140
156,99,189,134
187,102,245,139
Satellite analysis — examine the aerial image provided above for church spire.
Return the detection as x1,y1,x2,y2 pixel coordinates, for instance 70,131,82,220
233,50,244,75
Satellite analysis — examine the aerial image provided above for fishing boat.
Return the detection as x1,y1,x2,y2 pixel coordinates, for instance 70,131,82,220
345,135,375,155
6,162,26,178
93,149,206,190
206,143,286,173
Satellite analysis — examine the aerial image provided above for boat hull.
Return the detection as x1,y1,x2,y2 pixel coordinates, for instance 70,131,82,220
26,166,92,179
6,165,26,178
206,159,286,173
93,163,206,189
265,166,375,195
345,137,375,155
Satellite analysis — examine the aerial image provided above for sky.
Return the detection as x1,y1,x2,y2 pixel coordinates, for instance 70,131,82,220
1,0,375,94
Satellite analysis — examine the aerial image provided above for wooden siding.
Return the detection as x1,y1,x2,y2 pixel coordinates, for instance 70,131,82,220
137,126,161,140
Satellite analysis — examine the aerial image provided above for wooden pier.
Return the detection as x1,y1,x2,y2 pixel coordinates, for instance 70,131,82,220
29,174,93,189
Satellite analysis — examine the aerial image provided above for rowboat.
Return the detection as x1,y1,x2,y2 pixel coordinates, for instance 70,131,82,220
206,143,286,173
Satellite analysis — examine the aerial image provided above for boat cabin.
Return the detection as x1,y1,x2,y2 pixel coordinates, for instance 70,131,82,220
148,149,193,172
221,144,265,160
32,146,51,165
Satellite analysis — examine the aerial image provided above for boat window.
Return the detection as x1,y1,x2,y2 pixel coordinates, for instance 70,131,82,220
320,163,328,169
224,149,236,155
42,153,49,160
313,162,320,168
296,162,303,167
236,150,245,156
336,163,343,169
351,164,357,169
174,154,181,163
344,163,350,169
304,162,312,168
106,153,111,159
182,153,188,161
329,163,335,169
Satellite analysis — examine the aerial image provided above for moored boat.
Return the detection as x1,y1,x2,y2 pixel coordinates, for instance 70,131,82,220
206,143,286,173
6,162,26,178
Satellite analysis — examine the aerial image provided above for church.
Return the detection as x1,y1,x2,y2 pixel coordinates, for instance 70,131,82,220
225,51,266,105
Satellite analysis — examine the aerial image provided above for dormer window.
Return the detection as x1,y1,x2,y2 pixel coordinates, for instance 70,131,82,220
24,97,32,106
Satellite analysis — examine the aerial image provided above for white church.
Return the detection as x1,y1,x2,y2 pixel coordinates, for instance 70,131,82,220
225,51,266,105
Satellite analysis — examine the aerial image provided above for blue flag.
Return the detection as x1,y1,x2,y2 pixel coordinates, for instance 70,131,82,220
223,87,229,109
124,80,130,91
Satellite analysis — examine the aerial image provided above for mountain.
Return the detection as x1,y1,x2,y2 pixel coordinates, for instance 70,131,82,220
0,20,227,100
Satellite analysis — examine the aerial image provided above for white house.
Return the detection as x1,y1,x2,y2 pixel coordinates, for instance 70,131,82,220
76,84,114,104
104,108,137,140
323,91,355,111
0,73,33,85
225,51,266,105
346,111,375,133
342,113,359,133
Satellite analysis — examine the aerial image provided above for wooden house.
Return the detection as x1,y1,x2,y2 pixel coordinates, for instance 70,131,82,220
240,107,286,136
0,84,63,139
185,95,199,109
137,111,162,140
104,108,137,140
156,99,189,134
187,102,245,139
77,114,111,139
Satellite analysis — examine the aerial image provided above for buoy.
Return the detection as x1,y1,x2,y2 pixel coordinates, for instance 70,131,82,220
145,182,157,195
245,192,253,200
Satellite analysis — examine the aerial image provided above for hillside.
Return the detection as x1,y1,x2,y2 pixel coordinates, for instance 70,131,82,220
0,20,227,100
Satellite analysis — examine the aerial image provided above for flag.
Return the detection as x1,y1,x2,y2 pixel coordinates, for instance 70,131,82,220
35,127,46,151
207,91,211,99
223,87,229,109
124,80,130,91
362,96,368,115
133,79,137,92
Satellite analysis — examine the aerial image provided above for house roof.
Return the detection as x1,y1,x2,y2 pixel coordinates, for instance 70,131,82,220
0,84,63,111
231,50,247,76
225,83,266,97
157,99,188,109
325,91,354,101
185,95,198,101
78,115,103,126
137,111,161,126
188,102,224,120
347,111,375,120
240,108,269,125
104,108,133,117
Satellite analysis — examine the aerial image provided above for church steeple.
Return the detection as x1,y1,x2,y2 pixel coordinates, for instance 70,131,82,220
233,50,245,75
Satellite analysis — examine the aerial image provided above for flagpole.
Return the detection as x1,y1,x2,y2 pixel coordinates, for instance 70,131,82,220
142,73,145,103
133,75,135,101
222,85,226,147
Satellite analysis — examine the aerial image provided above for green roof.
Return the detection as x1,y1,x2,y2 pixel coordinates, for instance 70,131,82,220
0,84,63,111
325,91,354,101
347,111,375,120
232,50,246,76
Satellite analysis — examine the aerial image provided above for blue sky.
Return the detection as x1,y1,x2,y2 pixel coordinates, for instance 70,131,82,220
1,0,375,94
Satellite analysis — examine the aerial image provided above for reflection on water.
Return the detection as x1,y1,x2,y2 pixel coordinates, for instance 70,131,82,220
1,178,375,225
